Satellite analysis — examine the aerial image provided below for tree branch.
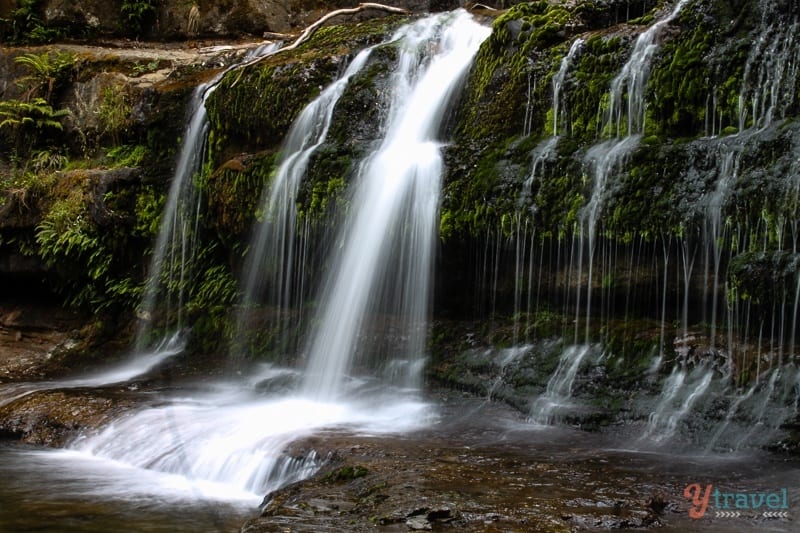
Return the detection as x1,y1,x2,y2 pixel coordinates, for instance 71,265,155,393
229,3,410,85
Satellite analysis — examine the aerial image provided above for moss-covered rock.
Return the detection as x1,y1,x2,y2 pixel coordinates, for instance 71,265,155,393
205,16,407,165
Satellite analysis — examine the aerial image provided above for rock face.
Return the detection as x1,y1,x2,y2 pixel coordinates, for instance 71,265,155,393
0,302,84,381
238,411,700,532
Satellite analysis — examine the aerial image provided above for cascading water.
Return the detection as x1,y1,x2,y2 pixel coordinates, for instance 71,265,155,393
552,37,584,138
137,43,279,356
577,0,687,339
0,45,282,406
302,12,491,400
521,38,583,202
529,344,595,424
699,2,800,361
232,47,375,359
27,10,489,506
641,366,714,444
528,3,685,423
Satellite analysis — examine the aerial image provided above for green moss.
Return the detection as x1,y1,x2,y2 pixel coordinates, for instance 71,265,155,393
568,35,626,143
202,152,278,243
728,251,800,305
323,464,369,483
298,146,352,221
648,1,756,138
206,18,406,165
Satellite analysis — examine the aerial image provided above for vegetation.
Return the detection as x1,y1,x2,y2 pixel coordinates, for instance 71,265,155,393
120,0,158,38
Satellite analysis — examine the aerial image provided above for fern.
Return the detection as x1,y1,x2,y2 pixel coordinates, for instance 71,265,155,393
14,51,74,102
120,0,157,37
0,98,69,131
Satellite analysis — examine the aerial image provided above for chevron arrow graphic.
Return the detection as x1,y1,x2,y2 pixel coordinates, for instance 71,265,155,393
762,511,789,518
714,511,741,518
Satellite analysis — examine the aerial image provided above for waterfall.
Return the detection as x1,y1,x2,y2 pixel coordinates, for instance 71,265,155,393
606,0,688,137
699,3,800,359
302,11,491,400
552,37,584,137
52,11,488,502
232,47,374,358
530,344,595,424
527,1,686,424
577,0,685,342
641,366,714,444
134,44,281,362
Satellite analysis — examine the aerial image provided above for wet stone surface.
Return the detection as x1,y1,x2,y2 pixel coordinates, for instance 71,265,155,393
242,394,800,532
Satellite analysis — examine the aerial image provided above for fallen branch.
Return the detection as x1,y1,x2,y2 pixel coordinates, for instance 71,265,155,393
470,3,500,12
229,2,410,86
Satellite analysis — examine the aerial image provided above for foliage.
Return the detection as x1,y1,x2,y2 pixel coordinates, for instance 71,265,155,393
206,17,405,165
201,153,276,242
188,264,239,315
0,98,69,156
0,0,62,43
0,98,67,131
106,144,147,168
98,85,133,145
14,51,76,103
35,185,109,308
120,0,158,38
130,59,161,77
133,185,165,238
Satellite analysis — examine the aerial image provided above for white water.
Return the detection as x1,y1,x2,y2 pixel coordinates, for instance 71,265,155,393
552,38,584,137
0,332,186,408
302,11,491,400
530,344,594,424
71,385,432,499
487,344,531,401
642,366,714,444
234,47,375,356
696,5,800,358
606,0,688,137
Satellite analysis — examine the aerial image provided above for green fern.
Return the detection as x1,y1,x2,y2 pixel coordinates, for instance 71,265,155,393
14,51,74,102
0,98,69,131
121,0,157,37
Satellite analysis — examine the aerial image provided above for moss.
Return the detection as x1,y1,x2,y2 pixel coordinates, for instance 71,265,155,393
202,152,278,243
298,146,352,221
567,34,627,143
648,0,760,139
206,17,406,166
323,465,369,483
728,251,800,305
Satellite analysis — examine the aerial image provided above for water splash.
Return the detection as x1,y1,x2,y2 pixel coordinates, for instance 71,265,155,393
71,387,432,498
530,344,594,424
641,366,714,444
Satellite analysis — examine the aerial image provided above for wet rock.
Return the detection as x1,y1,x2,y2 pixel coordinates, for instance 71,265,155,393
0,389,137,446
405,516,432,530
0,302,85,381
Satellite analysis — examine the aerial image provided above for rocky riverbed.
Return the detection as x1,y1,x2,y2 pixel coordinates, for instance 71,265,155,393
241,394,800,533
